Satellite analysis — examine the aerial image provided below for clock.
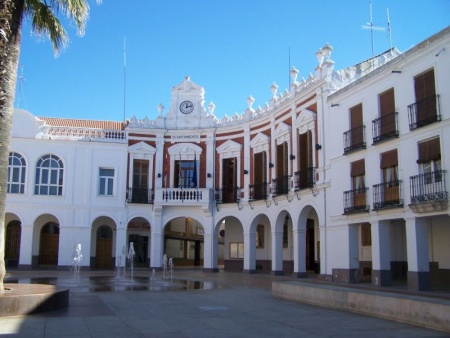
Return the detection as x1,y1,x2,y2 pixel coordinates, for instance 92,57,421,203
179,100,194,114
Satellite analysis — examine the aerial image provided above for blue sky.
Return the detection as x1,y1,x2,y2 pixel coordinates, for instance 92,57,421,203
15,0,449,122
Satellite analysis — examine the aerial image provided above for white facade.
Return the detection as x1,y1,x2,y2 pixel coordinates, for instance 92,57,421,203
5,27,449,291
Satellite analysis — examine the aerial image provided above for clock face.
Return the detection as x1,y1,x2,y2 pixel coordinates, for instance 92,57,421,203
179,100,194,114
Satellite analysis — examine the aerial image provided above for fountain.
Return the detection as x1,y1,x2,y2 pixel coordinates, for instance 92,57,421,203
71,243,82,276
128,242,135,280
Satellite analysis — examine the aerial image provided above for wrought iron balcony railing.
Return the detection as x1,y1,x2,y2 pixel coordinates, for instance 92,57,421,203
215,186,240,204
343,187,370,214
372,111,399,144
410,170,448,204
272,175,290,196
408,94,441,131
127,188,154,204
249,182,269,201
343,125,366,154
372,180,404,210
294,167,315,190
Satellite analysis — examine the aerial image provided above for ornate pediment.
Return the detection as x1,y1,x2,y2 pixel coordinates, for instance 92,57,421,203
274,122,291,144
128,142,156,160
168,142,202,160
217,139,242,159
250,132,270,153
294,109,316,128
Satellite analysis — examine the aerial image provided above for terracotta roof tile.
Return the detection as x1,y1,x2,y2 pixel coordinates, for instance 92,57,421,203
38,117,125,130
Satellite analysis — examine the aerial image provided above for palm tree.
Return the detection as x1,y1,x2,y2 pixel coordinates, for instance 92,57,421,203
0,0,100,292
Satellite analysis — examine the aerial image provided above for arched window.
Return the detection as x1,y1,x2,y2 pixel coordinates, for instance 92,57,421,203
35,154,64,195
8,152,26,194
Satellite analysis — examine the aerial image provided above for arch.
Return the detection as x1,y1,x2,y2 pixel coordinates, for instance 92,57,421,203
127,217,151,267
5,220,22,268
163,216,205,267
292,204,321,276
215,216,244,272
91,216,117,270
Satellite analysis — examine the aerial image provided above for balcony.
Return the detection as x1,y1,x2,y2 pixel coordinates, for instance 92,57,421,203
372,180,404,210
343,125,366,154
44,126,127,143
272,175,290,196
372,112,399,144
409,170,448,213
127,188,154,204
343,187,370,214
408,95,441,131
294,168,315,190
249,182,268,201
215,186,240,204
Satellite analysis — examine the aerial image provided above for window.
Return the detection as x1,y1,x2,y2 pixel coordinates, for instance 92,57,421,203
99,168,115,196
229,242,244,259
8,152,26,194
414,68,437,126
361,223,371,246
378,88,397,138
381,149,399,185
350,103,364,147
298,130,313,188
175,160,197,188
351,159,366,209
34,154,63,196
417,138,441,183
256,224,264,248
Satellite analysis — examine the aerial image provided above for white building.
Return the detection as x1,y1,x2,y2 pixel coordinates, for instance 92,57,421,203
5,26,449,291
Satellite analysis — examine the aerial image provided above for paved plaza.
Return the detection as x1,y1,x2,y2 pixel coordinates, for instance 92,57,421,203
1,269,449,337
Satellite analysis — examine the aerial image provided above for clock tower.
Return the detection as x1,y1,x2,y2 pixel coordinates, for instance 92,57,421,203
164,77,215,129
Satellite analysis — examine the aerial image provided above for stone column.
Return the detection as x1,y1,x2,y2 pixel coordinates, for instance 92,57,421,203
405,217,430,291
203,232,219,272
371,220,391,286
243,231,256,273
293,228,307,277
115,227,127,268
18,224,33,269
271,230,284,275
150,233,163,270
243,127,250,201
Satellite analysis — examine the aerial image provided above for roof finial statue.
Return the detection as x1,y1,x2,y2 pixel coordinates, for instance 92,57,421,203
183,76,192,92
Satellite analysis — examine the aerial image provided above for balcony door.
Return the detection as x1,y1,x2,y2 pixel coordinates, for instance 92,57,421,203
254,152,267,200
350,104,363,147
379,88,396,137
381,149,399,204
133,159,149,203
222,157,236,202
298,131,313,189
414,69,436,126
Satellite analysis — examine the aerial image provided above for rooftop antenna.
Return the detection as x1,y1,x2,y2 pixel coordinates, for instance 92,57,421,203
362,0,390,70
15,64,26,108
123,37,126,122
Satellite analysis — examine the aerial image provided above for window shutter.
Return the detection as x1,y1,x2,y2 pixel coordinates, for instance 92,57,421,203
351,159,365,177
417,138,441,163
380,149,398,169
380,88,395,117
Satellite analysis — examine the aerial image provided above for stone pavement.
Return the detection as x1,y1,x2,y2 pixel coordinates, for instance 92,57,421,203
1,269,449,337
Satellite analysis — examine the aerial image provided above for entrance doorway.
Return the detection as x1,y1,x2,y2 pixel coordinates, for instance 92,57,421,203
96,225,113,269
128,234,148,267
306,219,315,271
5,220,21,268
39,222,59,265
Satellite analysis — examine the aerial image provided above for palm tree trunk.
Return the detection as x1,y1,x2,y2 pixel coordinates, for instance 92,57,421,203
0,0,24,292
